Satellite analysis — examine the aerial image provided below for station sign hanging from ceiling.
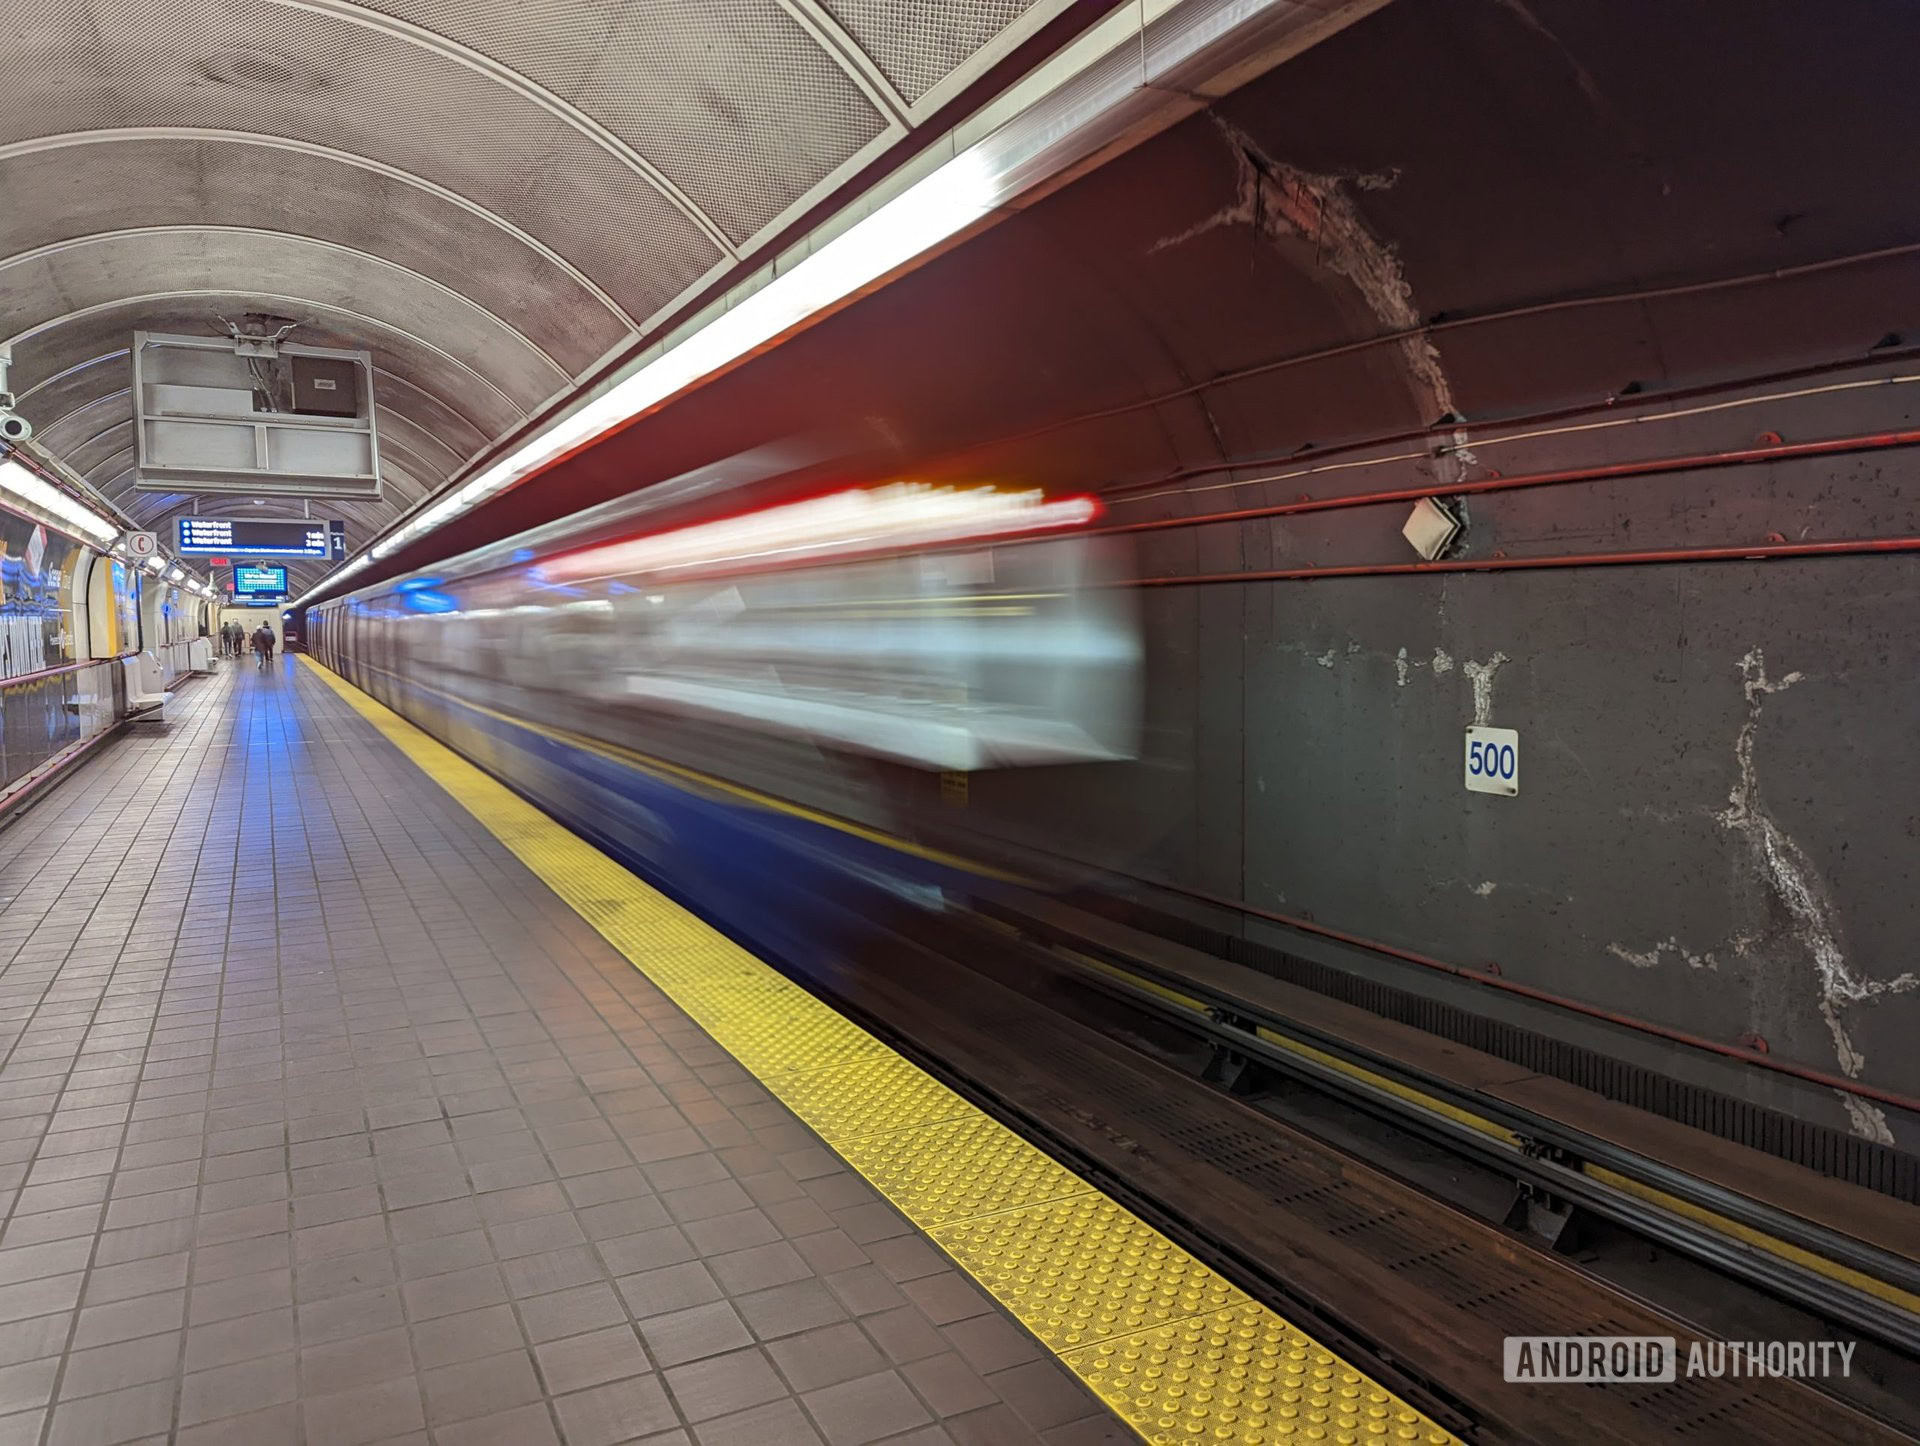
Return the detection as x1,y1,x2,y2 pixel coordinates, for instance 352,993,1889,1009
177,516,344,558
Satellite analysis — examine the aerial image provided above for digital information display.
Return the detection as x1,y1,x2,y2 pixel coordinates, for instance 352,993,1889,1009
178,517,341,558
234,564,289,601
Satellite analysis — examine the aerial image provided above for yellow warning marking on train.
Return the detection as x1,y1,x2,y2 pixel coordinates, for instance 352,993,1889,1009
301,657,1461,1445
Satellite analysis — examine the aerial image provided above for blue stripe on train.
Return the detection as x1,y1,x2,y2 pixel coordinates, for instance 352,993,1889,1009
381,670,955,986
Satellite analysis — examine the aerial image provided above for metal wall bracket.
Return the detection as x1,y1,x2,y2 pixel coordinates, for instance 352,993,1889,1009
1508,1137,1588,1249
1202,1008,1262,1095
1504,1180,1584,1249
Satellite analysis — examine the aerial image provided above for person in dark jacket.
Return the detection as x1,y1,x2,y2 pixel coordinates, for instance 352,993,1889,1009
252,624,275,669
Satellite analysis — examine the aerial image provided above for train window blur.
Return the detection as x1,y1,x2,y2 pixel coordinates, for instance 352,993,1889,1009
322,483,1141,774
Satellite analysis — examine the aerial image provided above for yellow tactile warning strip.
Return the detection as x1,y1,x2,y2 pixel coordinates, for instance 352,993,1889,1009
300,657,1460,1445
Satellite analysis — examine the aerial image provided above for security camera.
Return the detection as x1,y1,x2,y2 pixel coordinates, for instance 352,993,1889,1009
0,411,30,443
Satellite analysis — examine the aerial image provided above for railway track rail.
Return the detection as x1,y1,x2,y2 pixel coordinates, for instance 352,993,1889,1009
971,890,1920,1359
777,885,1919,1444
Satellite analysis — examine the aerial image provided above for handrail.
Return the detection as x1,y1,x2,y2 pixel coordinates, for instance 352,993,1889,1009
0,654,134,689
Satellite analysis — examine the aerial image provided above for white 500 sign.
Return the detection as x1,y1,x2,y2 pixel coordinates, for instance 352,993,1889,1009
1465,726,1519,796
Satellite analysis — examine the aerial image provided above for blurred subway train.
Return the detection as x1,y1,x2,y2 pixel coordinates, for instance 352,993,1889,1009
307,477,1142,972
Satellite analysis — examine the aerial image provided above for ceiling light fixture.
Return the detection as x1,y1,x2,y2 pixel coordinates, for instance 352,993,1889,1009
0,457,121,543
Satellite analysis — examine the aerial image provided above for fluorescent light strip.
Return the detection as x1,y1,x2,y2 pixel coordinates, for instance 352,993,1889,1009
297,0,1308,608
0,458,121,544
296,144,998,605
356,152,997,570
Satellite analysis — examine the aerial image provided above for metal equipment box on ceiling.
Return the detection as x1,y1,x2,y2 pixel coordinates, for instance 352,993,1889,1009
131,331,383,499
290,356,360,418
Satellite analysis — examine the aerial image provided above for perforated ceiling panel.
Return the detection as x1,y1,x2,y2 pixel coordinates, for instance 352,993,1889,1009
350,0,889,243
0,230,569,410
0,139,628,374
821,0,1045,103
0,0,1099,564
0,0,725,321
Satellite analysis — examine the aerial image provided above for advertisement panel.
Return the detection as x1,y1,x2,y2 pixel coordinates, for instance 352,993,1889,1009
109,559,140,655
0,504,84,681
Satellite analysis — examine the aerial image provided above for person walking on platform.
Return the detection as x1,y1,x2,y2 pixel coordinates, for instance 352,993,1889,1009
252,623,275,670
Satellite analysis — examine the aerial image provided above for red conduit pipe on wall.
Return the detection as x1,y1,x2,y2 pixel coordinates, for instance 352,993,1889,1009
1102,429,1920,536
992,241,1920,457
1099,350,1920,502
1119,534,1920,587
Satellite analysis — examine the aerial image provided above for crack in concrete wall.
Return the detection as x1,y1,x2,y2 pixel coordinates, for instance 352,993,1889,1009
1716,648,1918,1142
1155,117,1473,471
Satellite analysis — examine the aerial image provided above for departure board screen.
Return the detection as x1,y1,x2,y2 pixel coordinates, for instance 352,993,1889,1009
234,564,289,601
178,517,332,557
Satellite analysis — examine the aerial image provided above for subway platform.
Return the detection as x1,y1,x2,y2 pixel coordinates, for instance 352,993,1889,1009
0,656,1140,1446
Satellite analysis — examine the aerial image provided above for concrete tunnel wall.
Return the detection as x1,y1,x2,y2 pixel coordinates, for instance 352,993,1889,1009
954,373,1920,1140
349,0,1920,1128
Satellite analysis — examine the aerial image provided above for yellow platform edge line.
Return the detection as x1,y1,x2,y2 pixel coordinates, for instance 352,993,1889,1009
299,657,1460,1445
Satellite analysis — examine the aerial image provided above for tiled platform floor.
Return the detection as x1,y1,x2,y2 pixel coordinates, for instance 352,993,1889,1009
0,657,1126,1446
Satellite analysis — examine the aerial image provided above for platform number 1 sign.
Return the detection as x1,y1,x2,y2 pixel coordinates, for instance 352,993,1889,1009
1465,726,1519,796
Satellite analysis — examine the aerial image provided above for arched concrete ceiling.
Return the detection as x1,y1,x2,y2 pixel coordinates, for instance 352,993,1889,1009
0,0,1087,561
